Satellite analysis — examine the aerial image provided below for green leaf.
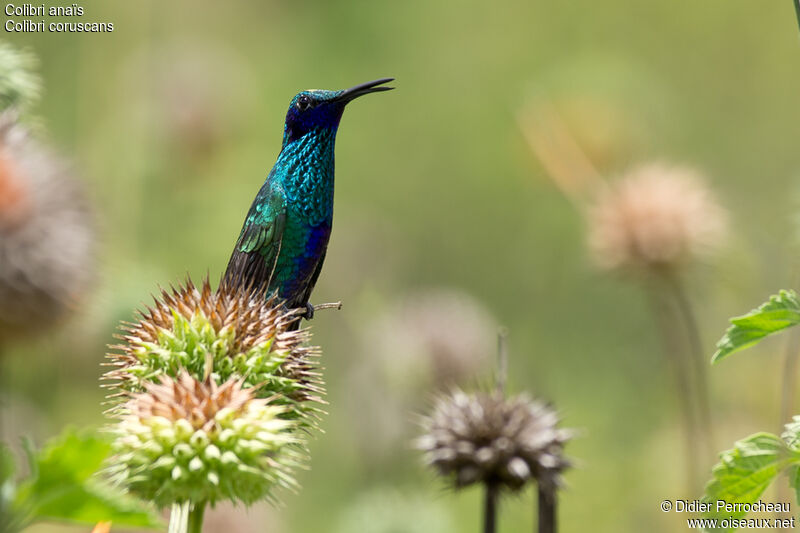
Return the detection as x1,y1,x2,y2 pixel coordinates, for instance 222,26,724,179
712,290,800,364
701,433,799,532
15,428,162,529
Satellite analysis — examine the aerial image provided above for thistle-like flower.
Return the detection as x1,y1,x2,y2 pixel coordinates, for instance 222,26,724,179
108,371,301,507
587,163,728,274
0,113,94,341
104,278,324,421
417,389,572,492
417,390,572,490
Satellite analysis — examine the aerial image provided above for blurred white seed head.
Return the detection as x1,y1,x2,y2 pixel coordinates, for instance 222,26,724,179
0,113,94,341
349,290,496,465
367,289,497,389
587,163,728,274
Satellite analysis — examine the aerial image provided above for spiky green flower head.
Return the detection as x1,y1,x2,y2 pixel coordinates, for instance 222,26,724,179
104,279,324,422
109,371,302,507
417,389,572,492
0,42,41,113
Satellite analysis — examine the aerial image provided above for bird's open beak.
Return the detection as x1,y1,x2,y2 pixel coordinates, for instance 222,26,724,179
337,78,395,103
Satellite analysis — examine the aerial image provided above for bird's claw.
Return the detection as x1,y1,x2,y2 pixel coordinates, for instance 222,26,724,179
303,302,315,320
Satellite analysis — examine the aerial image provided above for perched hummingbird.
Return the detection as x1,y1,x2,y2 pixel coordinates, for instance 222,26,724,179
223,78,394,321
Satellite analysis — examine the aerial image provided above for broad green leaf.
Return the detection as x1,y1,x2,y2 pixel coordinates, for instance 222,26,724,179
15,428,161,529
712,290,800,364
701,433,799,532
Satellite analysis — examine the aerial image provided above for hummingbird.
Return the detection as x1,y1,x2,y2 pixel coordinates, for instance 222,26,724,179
223,78,394,322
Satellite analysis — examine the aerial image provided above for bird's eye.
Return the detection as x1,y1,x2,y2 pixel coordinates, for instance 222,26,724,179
296,95,312,111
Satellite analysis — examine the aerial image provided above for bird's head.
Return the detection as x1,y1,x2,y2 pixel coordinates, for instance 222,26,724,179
282,77,394,146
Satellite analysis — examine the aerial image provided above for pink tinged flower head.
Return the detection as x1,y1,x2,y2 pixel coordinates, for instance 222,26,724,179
587,163,728,274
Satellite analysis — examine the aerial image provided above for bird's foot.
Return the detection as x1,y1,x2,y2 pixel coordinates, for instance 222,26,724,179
303,302,315,321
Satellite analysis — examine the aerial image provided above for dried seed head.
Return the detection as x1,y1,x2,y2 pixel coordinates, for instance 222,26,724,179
104,278,324,421
418,390,572,491
108,371,301,507
0,113,94,342
587,163,728,274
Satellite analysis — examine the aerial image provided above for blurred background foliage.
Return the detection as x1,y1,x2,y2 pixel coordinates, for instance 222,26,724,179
3,0,800,531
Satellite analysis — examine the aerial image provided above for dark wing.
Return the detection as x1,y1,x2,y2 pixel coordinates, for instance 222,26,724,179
223,183,286,292
298,248,326,307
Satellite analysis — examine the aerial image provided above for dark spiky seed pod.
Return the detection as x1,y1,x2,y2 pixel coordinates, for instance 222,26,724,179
417,389,572,492
103,278,324,423
108,371,302,507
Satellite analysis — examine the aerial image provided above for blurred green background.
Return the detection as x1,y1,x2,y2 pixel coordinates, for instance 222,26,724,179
4,1,800,531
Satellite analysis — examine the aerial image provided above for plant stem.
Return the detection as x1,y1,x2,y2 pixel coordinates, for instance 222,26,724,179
481,331,507,533
484,483,498,533
646,284,700,492
168,503,189,533
187,502,206,533
663,273,715,458
312,301,343,311
537,483,556,533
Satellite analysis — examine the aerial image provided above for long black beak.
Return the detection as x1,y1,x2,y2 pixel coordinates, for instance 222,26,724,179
337,77,395,103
